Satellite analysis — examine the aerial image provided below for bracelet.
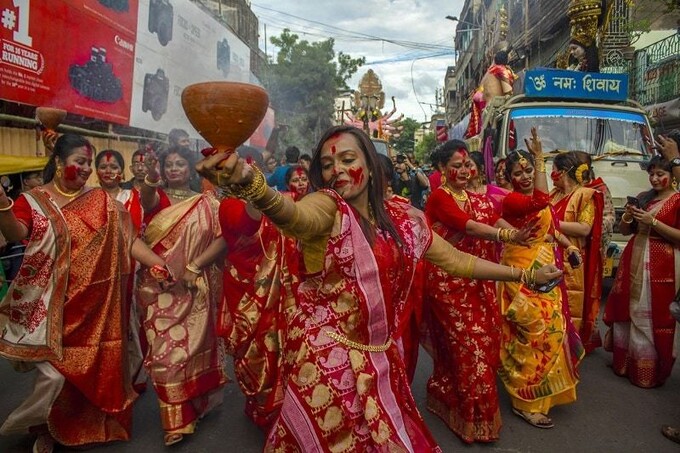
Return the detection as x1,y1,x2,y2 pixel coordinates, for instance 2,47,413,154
535,158,546,173
0,197,14,212
621,213,634,224
510,266,517,282
651,217,659,227
566,245,580,253
256,191,284,211
230,166,268,202
185,262,201,275
144,175,162,187
497,228,518,243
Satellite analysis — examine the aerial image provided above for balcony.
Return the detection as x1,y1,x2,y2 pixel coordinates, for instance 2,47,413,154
632,33,680,106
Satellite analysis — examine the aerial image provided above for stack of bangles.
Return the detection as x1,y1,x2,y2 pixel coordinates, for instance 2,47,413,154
621,213,634,224
185,262,201,275
496,227,519,243
144,175,162,187
510,266,538,289
226,167,286,213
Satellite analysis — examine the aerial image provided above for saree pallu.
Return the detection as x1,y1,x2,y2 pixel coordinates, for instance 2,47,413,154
423,190,501,443
551,186,604,353
218,198,301,428
0,188,137,446
499,206,582,414
604,193,680,388
265,191,441,452
137,193,227,432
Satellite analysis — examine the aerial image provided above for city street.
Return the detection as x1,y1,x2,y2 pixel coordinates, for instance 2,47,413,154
1,318,679,453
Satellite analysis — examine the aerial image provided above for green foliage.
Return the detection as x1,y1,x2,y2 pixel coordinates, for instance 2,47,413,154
263,29,365,152
414,132,437,164
390,117,421,156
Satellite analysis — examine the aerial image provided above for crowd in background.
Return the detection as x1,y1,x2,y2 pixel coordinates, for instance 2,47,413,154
0,125,678,452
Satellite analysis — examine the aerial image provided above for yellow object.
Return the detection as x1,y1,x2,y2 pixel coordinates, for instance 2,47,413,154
0,155,49,175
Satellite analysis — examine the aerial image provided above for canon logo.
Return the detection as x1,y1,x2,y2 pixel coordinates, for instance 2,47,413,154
115,35,134,52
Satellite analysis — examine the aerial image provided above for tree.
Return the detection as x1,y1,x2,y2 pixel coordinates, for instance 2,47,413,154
264,29,365,152
414,132,437,164
390,117,421,156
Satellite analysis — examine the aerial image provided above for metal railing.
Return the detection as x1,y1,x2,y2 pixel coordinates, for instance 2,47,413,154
632,33,680,106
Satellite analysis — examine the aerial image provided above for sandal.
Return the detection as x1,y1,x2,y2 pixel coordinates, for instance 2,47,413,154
662,425,680,444
164,432,184,446
512,408,554,429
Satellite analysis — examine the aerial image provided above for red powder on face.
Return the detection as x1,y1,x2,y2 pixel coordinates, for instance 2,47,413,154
105,152,114,162
511,178,523,190
348,167,364,185
64,165,79,181
245,156,253,165
294,167,305,177
457,149,468,158
660,176,670,188
447,168,458,181
550,170,561,182
84,145,93,158
331,145,337,155
469,168,477,178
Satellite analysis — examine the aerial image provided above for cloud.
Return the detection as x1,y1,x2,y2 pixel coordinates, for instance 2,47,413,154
254,0,465,121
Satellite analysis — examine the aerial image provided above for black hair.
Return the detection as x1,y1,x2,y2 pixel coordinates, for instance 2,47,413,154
95,149,125,171
640,155,673,208
494,50,509,65
572,150,595,182
285,146,300,164
43,134,94,183
299,153,312,163
504,150,534,181
159,145,201,192
469,151,485,178
168,128,189,146
309,125,402,247
433,139,468,171
553,152,581,182
21,170,42,181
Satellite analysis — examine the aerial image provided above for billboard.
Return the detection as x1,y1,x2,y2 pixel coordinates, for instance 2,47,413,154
0,0,255,136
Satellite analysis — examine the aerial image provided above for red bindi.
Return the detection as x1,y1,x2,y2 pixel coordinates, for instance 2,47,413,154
294,167,305,177
331,145,337,155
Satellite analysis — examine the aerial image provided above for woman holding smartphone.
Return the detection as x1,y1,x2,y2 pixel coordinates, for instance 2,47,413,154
604,155,680,388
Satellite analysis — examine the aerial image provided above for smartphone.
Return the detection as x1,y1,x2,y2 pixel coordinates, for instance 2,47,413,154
535,277,561,293
568,250,582,268
627,196,641,208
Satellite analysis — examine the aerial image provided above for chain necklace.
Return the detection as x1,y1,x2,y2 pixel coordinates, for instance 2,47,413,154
442,185,469,202
165,187,197,200
52,181,84,199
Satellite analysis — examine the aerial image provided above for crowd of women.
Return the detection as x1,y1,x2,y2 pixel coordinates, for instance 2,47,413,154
0,124,678,452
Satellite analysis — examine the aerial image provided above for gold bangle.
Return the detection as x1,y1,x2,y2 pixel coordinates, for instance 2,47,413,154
535,159,546,173
231,166,268,202
0,197,14,212
144,175,162,187
185,262,201,275
621,213,634,224
651,217,659,227
256,191,284,211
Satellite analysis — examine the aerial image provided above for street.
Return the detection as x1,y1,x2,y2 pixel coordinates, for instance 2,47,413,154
1,325,679,452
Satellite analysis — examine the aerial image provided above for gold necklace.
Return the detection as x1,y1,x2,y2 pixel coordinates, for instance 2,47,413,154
52,181,84,198
165,187,196,200
443,185,468,202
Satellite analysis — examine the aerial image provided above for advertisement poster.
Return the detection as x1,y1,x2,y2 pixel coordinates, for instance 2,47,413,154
0,0,137,124
129,0,253,136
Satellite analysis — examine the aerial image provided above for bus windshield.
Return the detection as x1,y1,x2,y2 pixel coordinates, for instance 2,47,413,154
507,106,653,160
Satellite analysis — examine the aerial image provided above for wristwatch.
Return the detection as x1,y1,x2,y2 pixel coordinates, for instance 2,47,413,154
671,157,680,168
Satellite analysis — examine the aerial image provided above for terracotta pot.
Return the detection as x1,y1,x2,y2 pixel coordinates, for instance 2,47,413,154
35,107,67,130
181,82,269,153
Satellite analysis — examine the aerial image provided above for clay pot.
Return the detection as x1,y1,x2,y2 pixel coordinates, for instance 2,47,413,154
181,82,269,153
35,107,67,130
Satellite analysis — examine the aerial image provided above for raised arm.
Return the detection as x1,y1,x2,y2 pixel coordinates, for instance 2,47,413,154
524,126,548,194
140,149,161,212
0,189,29,242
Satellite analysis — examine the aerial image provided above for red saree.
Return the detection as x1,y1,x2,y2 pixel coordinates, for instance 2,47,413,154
0,188,136,446
265,191,440,452
218,197,302,428
551,186,604,353
604,193,680,387
423,187,502,443
137,192,227,433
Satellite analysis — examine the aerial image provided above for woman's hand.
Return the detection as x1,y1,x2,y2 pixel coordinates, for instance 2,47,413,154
513,219,540,247
631,206,654,225
145,149,161,182
657,134,680,161
535,264,562,285
182,269,199,289
195,152,254,188
524,126,543,158
566,246,582,268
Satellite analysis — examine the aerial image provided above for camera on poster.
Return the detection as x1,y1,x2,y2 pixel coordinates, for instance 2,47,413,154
148,0,174,47
68,47,123,103
142,69,170,121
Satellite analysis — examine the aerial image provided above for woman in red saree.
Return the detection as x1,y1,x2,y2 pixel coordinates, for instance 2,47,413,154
138,146,227,446
550,152,604,353
499,130,584,429
424,140,526,443
198,125,561,452
0,135,169,452
604,155,680,388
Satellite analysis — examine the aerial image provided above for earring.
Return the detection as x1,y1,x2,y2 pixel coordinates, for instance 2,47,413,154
56,167,63,179
440,174,446,185
673,178,678,191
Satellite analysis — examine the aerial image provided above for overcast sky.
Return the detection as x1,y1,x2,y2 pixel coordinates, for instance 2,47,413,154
252,0,466,122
